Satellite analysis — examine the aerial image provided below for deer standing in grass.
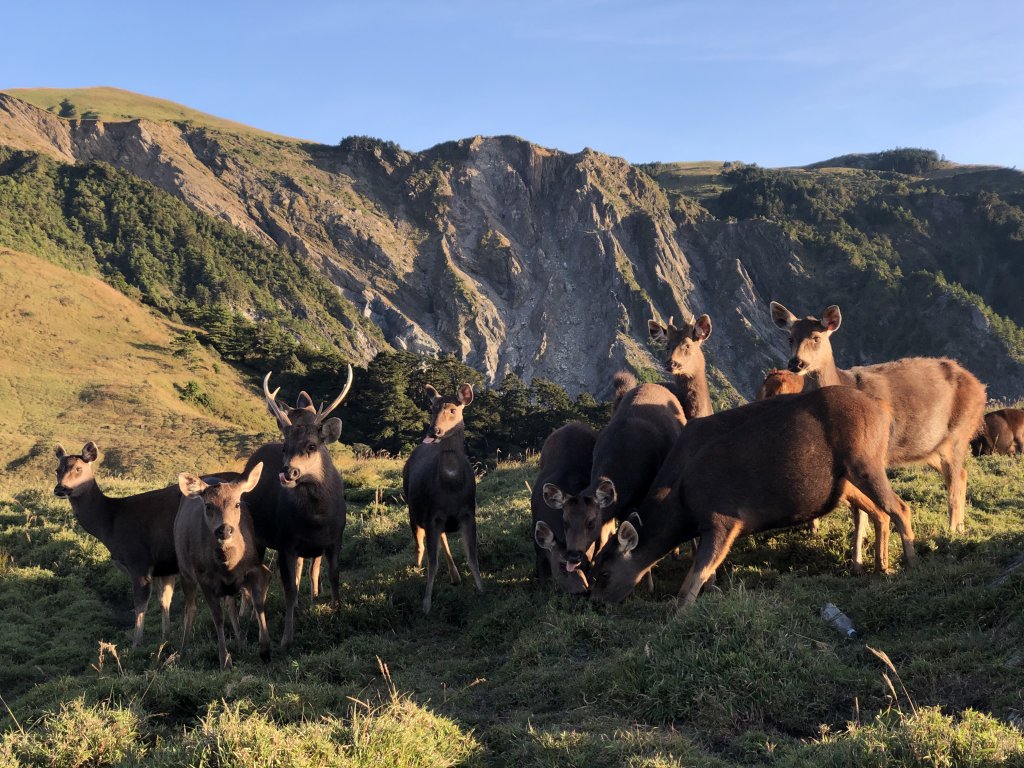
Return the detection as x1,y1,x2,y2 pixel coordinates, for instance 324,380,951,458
403,384,484,614
52,442,236,647
972,409,1024,456
649,314,714,420
589,387,917,607
175,462,270,669
243,368,351,648
770,302,985,554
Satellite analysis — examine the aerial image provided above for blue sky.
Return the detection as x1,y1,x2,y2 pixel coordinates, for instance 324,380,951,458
3,0,1022,167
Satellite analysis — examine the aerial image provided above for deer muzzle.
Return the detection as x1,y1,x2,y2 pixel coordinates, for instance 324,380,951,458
214,524,235,542
788,357,808,373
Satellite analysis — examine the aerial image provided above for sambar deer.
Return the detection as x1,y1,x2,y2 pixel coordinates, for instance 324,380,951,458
532,422,597,595
52,442,237,646
972,408,1024,456
403,383,484,613
175,462,271,669
648,314,714,420
770,302,985,541
756,369,805,400
589,387,917,607
542,373,686,577
242,367,352,648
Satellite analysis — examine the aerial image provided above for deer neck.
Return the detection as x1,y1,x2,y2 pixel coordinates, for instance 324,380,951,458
674,361,713,419
68,480,113,540
437,425,468,483
811,354,853,388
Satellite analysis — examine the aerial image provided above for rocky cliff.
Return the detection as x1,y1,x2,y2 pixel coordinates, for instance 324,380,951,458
3,90,1024,401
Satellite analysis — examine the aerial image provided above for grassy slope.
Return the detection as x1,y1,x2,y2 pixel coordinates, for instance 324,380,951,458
3,425,1024,764
1,86,299,141
0,248,272,480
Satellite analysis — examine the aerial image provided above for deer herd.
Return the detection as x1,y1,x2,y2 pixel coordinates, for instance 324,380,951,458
50,299,1017,668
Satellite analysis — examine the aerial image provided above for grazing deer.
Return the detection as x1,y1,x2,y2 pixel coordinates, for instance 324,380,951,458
532,422,597,595
52,442,236,647
403,383,483,613
543,373,686,576
175,463,270,669
770,302,985,542
243,367,352,648
972,409,1024,456
649,314,714,420
589,387,917,606
756,369,805,400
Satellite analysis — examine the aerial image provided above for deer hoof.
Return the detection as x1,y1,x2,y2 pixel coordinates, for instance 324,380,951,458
850,562,866,577
259,645,271,663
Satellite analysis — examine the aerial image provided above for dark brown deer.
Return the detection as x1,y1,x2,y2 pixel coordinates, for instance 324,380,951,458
972,409,1024,456
756,369,805,400
532,422,597,595
589,387,917,606
770,302,985,538
242,367,352,648
52,441,237,647
175,462,271,669
648,314,714,419
543,373,686,574
403,383,483,613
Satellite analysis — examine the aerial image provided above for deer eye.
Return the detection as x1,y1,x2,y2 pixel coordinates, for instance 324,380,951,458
788,336,793,344
76,467,82,474
813,337,821,345
449,407,457,415
585,520,595,531
307,443,317,453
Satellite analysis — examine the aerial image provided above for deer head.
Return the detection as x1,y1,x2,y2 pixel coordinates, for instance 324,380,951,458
53,441,99,498
648,314,712,381
770,302,841,376
422,383,473,443
178,462,264,545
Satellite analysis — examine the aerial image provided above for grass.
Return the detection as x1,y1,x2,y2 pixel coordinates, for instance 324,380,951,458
1,86,299,141
3,442,1024,765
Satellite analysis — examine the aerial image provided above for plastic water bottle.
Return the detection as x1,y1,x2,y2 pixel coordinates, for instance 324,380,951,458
821,602,858,639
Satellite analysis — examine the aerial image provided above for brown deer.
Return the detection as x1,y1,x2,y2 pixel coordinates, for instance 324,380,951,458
52,442,237,646
770,302,985,539
542,373,686,575
175,463,271,669
589,387,917,606
972,409,1024,456
648,314,714,419
532,422,597,595
756,369,805,400
243,367,352,648
403,383,484,613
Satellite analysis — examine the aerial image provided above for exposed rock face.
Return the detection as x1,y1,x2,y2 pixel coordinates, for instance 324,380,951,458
3,92,1023,400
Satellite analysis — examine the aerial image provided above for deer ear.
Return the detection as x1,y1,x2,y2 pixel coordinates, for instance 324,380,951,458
534,520,556,550
457,383,474,406
295,391,314,410
595,478,617,509
648,320,667,341
319,417,342,444
178,473,208,497
821,305,842,333
617,520,639,553
770,301,798,331
240,462,263,493
542,483,566,509
693,314,712,341
424,384,440,403
55,444,67,459
81,442,99,463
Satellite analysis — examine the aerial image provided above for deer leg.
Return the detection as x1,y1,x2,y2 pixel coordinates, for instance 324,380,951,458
846,470,917,568
203,586,231,671
246,569,271,663
939,447,968,535
179,576,197,658
157,576,175,640
225,595,243,648
131,574,153,648
422,523,443,614
643,571,655,593
440,533,461,586
458,515,484,593
676,520,743,609
842,484,891,573
413,525,426,568
278,552,300,650
295,556,305,593
325,545,341,609
309,556,322,601
850,503,869,574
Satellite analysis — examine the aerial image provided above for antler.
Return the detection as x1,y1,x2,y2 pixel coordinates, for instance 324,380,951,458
315,364,354,424
263,372,291,428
